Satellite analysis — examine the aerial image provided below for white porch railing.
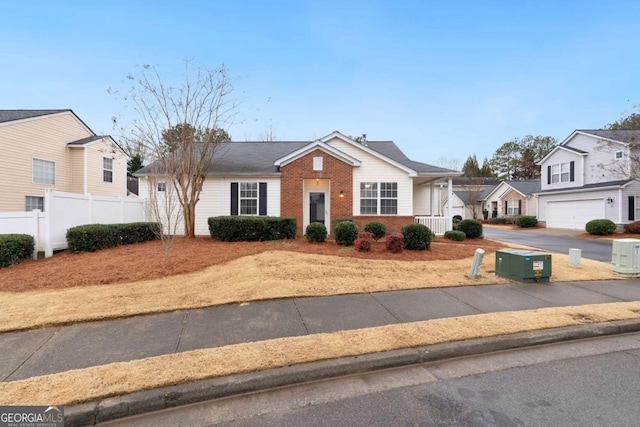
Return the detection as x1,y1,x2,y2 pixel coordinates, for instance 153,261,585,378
414,216,451,236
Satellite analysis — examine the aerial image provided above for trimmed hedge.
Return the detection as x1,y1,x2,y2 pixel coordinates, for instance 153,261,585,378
66,222,160,253
208,216,297,242
514,216,538,228
0,234,34,268
624,221,640,234
305,222,327,242
453,215,462,221
386,232,404,253
400,223,433,250
364,221,386,241
334,221,359,246
457,219,483,238
444,230,466,241
585,219,616,235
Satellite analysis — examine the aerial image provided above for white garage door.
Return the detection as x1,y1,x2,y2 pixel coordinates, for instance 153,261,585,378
546,199,604,229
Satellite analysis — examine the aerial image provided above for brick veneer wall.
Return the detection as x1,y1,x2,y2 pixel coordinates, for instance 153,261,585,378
502,189,526,217
280,149,353,235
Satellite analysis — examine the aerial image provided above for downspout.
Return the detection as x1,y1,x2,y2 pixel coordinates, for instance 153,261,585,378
447,177,453,230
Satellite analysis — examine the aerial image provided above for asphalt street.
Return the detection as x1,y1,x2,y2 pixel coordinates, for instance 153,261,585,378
100,332,640,426
482,227,615,262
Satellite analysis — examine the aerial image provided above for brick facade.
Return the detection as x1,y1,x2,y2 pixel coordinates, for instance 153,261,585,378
501,189,526,217
280,149,353,235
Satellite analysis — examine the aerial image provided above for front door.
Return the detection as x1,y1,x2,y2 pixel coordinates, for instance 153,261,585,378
309,192,325,225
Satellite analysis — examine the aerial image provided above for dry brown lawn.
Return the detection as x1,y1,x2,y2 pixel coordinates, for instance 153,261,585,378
0,234,633,406
0,237,619,332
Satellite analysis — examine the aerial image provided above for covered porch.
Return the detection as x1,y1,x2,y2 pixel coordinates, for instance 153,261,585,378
413,176,456,236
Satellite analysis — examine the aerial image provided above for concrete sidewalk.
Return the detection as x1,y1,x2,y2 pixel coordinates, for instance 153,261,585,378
2,279,640,382
3,278,640,426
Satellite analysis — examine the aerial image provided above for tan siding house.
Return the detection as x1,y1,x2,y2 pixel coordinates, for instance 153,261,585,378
0,110,128,212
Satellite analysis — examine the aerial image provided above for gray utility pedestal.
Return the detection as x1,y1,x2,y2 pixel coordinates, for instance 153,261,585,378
495,249,552,283
612,238,640,277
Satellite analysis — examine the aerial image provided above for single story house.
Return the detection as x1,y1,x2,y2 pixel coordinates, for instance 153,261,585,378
136,131,461,236
484,179,540,219
536,129,640,229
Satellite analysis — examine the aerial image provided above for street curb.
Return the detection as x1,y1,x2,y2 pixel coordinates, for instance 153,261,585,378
65,319,640,426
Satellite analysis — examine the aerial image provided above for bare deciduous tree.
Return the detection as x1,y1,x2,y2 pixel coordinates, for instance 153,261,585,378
123,61,237,238
456,182,486,219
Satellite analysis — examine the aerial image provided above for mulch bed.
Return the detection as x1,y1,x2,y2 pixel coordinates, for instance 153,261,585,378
0,236,505,292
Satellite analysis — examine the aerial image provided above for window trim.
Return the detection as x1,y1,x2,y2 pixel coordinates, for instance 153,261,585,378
615,151,623,160
25,196,44,212
157,182,167,192
32,158,55,185
313,156,323,171
506,199,521,216
103,157,113,183
239,182,258,215
551,162,570,184
360,181,398,215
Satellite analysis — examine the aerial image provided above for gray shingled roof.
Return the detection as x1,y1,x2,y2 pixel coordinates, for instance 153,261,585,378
451,177,500,186
560,145,588,154
67,135,111,146
505,179,541,196
577,129,640,145
535,179,633,194
136,140,460,176
0,109,70,123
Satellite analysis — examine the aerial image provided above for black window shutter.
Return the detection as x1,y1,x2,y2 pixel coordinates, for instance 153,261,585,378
518,200,522,214
629,196,635,221
504,202,508,215
569,161,575,182
547,166,551,184
259,182,267,216
231,183,238,215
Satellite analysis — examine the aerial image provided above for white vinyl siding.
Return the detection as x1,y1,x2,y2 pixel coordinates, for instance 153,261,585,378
325,138,413,216
32,158,55,184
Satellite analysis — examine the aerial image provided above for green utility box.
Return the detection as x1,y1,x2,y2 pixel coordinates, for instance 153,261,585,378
495,249,552,282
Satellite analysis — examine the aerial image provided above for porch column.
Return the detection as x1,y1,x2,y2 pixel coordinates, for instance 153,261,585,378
429,182,435,216
447,177,453,231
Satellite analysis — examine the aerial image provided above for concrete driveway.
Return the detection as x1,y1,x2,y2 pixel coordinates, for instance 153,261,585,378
482,226,615,262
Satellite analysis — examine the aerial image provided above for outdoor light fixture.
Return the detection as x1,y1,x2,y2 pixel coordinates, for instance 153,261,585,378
339,190,344,198
606,197,614,205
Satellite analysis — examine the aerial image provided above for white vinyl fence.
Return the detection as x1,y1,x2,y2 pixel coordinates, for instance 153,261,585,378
0,189,144,258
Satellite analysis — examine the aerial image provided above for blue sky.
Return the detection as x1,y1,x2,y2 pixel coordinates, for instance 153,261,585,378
2,0,639,167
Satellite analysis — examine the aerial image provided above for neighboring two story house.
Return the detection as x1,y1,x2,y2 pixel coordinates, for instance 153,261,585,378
0,110,128,212
136,131,461,236
536,129,640,229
